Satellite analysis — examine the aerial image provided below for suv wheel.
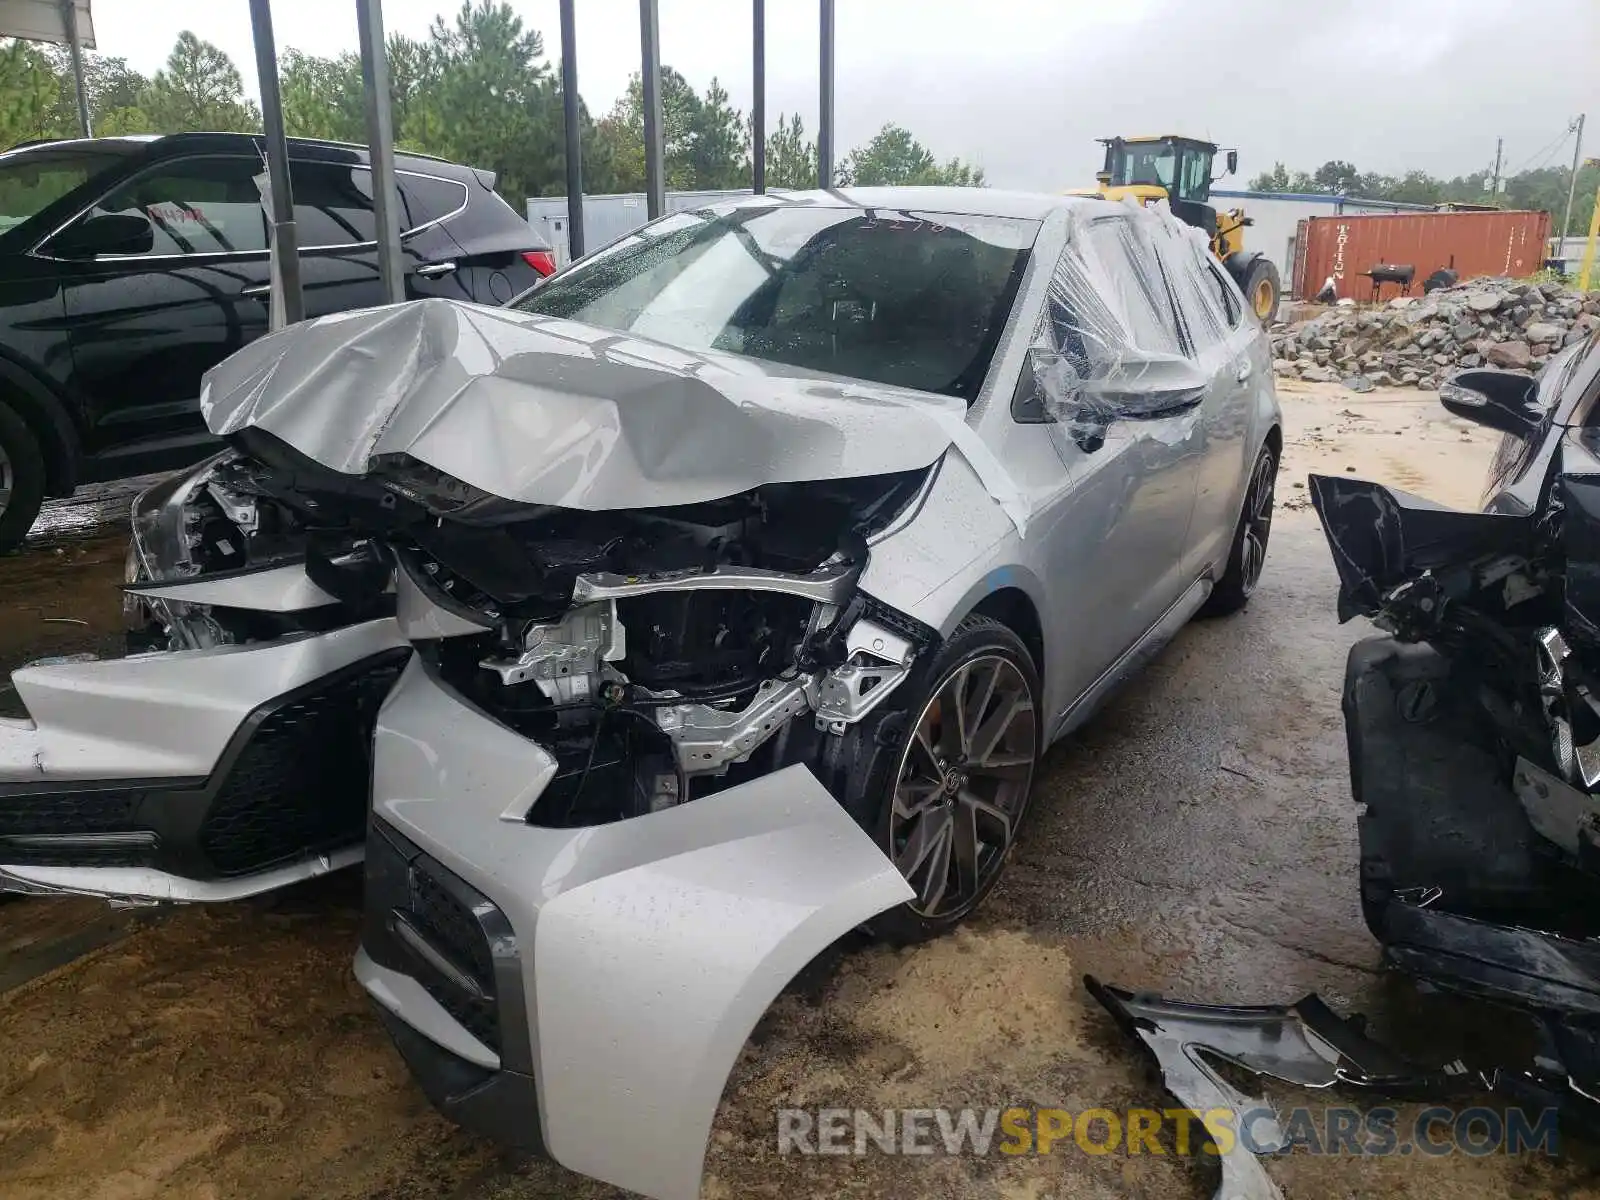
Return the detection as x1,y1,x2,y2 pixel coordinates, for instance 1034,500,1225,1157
0,399,44,553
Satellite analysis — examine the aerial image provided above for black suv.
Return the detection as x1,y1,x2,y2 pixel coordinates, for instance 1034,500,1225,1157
0,133,555,549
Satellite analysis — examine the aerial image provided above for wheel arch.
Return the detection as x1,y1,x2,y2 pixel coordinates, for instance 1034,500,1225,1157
1264,422,1283,458
969,586,1046,682
0,354,81,498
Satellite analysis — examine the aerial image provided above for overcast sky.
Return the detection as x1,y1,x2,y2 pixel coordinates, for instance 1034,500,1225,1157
92,0,1597,191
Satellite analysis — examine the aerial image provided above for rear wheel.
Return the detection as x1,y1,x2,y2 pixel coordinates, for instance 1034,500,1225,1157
1242,257,1281,323
0,399,45,554
1202,441,1276,617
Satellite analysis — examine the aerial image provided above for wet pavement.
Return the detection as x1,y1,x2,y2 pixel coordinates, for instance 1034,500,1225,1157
0,464,1597,1197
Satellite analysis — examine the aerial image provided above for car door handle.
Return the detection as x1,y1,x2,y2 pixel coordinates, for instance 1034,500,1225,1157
414,261,457,279
239,283,271,299
1236,361,1253,383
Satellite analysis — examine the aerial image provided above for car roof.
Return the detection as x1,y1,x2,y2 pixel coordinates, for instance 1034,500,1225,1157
2,132,471,175
753,187,1102,222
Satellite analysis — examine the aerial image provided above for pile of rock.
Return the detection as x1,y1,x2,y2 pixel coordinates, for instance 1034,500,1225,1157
1272,278,1600,392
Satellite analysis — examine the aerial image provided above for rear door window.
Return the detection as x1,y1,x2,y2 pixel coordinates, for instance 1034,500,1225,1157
85,156,268,256
397,173,468,229
290,161,377,247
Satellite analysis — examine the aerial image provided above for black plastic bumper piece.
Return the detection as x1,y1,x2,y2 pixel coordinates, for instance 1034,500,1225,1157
374,1005,545,1156
362,816,544,1155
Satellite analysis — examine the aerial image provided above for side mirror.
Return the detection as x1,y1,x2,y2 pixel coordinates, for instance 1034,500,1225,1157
1225,150,1239,177
47,213,154,259
1439,369,1539,438
1015,348,1207,452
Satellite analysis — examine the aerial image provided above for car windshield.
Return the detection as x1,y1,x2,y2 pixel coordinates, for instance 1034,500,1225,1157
0,145,136,235
1120,144,1177,189
514,203,1037,402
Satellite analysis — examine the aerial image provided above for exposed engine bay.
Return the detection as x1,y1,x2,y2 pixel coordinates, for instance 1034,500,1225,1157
127,429,940,827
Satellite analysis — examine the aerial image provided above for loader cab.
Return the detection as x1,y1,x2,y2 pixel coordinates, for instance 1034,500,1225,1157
1100,137,1241,242
1100,136,1235,206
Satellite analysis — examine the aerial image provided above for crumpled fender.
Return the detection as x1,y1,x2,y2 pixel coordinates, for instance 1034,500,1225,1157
366,657,913,1200
534,776,912,1198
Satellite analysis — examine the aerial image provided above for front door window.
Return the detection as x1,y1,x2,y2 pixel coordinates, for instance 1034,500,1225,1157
81,157,268,257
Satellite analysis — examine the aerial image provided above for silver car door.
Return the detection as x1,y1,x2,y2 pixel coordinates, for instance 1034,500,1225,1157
1029,214,1206,709
1186,252,1265,575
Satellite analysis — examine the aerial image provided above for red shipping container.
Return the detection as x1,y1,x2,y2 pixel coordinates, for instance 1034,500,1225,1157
1293,210,1551,300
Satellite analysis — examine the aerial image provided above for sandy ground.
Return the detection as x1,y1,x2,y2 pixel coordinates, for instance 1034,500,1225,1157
1273,377,1498,512
3,385,1598,1199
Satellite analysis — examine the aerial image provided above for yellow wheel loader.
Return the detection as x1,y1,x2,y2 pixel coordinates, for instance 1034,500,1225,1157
1075,135,1281,323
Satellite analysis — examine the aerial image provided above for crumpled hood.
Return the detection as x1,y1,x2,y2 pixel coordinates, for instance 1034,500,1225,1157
200,298,972,510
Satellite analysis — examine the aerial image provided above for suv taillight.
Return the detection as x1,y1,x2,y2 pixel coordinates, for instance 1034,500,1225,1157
522,250,557,277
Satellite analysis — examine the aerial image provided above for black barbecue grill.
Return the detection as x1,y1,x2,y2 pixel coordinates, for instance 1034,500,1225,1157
1360,263,1416,302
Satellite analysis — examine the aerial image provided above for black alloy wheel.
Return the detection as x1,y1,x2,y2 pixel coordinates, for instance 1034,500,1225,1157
886,644,1037,927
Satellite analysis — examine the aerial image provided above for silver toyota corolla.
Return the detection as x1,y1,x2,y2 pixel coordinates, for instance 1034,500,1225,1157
0,188,1278,1198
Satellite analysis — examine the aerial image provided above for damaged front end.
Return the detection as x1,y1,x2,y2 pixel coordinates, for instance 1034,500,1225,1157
166,294,1022,1199
212,422,941,828
0,447,405,902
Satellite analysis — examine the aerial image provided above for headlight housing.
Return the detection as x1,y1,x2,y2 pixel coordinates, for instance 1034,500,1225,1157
129,450,237,583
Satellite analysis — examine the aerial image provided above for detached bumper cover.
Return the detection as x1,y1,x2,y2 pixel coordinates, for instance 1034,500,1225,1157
360,656,913,1200
0,620,408,900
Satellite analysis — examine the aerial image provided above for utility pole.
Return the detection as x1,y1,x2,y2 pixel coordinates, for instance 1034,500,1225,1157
356,0,404,306
60,0,89,137
639,0,664,219
1489,137,1502,198
249,0,303,326
1562,114,1586,246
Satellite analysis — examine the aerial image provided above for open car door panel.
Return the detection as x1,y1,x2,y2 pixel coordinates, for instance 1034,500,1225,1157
1307,473,1535,622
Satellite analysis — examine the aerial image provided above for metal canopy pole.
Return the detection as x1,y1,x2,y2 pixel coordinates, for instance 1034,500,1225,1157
248,0,303,325
559,0,585,258
752,0,765,193
60,0,89,136
817,0,834,188
639,0,664,219
356,0,405,306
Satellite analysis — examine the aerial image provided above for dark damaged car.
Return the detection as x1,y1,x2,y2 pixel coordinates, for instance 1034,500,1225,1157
1312,328,1600,1118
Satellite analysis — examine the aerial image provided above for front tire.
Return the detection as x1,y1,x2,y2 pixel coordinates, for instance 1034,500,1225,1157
824,615,1041,944
0,399,45,553
1242,257,1281,323
1202,441,1276,617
